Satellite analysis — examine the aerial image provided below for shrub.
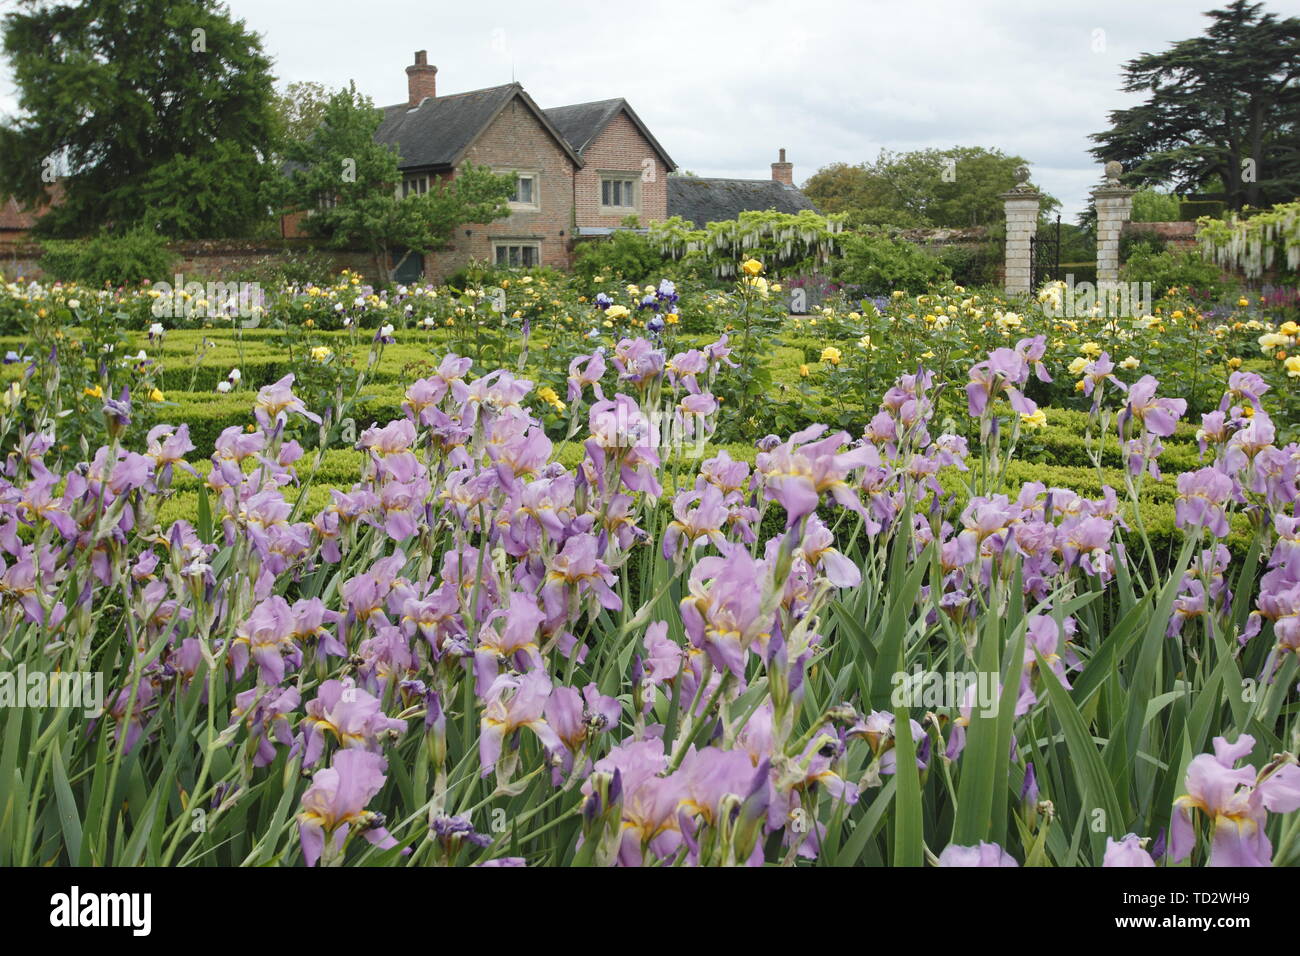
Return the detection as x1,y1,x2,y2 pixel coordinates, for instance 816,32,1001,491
1121,245,1228,300
1130,188,1181,223
933,243,1000,287
38,227,177,287
830,231,952,293
572,230,669,289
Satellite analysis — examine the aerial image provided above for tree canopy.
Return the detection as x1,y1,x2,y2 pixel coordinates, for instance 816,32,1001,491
803,147,1057,229
0,0,279,238
1090,0,1300,210
272,81,333,147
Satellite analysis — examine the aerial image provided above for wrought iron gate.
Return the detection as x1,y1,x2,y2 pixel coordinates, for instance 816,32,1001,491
1029,214,1061,289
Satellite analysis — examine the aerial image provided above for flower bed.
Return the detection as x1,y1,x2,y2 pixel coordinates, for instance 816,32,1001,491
0,268,1298,868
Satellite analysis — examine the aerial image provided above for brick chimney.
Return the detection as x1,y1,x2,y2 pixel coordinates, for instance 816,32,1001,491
771,148,793,185
406,50,437,106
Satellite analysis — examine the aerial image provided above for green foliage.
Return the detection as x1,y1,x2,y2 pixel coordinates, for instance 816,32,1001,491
932,243,1001,287
1121,245,1228,298
272,80,333,146
1130,188,1183,223
573,231,668,289
38,228,177,287
1090,1,1300,210
830,231,952,293
0,0,279,238
804,147,1059,228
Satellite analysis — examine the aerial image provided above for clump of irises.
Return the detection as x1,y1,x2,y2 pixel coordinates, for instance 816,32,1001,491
5,322,1299,868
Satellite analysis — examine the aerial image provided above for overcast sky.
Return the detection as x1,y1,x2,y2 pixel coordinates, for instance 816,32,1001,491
2,0,1295,218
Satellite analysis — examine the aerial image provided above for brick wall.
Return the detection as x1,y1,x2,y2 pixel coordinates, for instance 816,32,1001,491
0,239,377,284
572,110,669,229
1122,220,1199,251
0,242,42,281
425,96,577,280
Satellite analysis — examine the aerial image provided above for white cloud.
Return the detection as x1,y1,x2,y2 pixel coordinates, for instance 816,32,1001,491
0,0,1237,217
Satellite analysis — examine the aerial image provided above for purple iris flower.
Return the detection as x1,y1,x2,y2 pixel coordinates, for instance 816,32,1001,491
298,750,398,866
1103,833,1156,867
1171,734,1300,866
1174,467,1236,538
937,842,1019,866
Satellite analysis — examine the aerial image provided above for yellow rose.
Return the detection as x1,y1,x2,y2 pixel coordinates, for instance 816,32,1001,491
799,364,810,378
1020,409,1047,430
821,347,842,365
741,258,763,276
150,388,165,402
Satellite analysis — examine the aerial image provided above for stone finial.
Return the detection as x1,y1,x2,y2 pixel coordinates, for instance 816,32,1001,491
1104,160,1123,186
1002,164,1038,197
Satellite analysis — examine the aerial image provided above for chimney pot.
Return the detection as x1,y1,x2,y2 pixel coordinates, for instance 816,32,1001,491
406,51,437,106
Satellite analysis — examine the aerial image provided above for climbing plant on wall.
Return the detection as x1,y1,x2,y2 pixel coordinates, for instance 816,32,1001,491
1197,201,1300,278
649,209,846,277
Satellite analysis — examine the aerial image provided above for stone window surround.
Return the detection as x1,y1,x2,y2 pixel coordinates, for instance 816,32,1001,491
598,171,641,215
496,168,541,211
492,237,544,268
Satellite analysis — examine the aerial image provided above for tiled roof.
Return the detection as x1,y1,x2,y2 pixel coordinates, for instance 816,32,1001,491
544,98,676,169
667,177,817,227
0,196,42,232
375,84,582,170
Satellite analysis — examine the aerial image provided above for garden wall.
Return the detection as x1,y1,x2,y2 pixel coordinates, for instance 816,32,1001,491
0,239,380,284
1122,220,1199,251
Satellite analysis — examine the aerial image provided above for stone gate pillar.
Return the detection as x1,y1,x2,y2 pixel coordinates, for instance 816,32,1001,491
1001,166,1040,295
1092,161,1136,285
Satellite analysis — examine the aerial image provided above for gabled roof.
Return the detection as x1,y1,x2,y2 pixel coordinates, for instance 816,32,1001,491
375,83,584,171
544,98,676,170
0,197,39,232
667,177,818,228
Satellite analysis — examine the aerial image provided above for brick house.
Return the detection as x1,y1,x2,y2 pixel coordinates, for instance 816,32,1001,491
285,51,677,281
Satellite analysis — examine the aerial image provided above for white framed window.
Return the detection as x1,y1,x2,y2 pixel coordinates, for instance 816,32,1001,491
499,170,539,209
493,242,540,268
600,175,638,211
401,175,429,198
